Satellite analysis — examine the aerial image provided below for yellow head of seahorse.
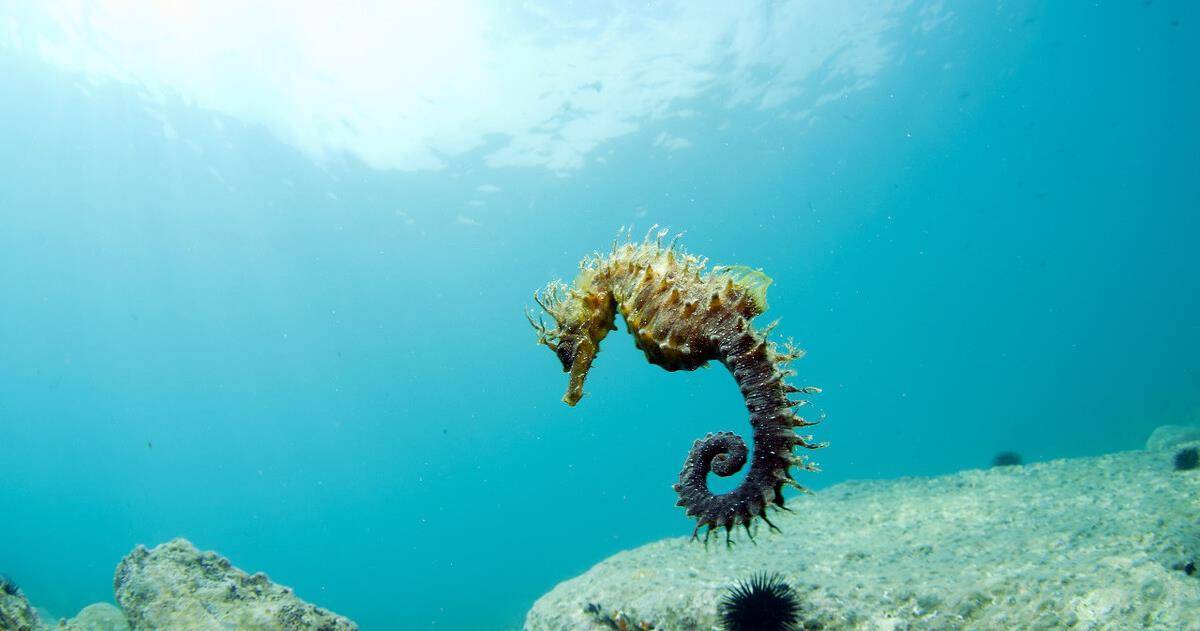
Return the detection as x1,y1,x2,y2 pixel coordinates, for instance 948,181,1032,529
525,269,616,406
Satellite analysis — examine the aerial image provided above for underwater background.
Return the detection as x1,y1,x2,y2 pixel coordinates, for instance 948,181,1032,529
0,1,1196,629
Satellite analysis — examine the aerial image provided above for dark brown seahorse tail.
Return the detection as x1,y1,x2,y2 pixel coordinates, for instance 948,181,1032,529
527,227,823,544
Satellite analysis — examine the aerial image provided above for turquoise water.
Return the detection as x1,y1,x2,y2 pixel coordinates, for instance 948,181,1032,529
0,2,1196,629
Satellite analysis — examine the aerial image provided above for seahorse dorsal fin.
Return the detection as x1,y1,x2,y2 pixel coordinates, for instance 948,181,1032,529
714,265,772,313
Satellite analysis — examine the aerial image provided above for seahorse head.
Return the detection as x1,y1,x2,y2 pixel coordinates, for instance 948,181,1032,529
526,275,615,406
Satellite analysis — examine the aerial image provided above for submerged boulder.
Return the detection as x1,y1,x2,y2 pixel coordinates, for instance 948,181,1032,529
1145,424,1200,452
114,538,357,631
527,449,1200,629
55,603,129,631
0,575,41,631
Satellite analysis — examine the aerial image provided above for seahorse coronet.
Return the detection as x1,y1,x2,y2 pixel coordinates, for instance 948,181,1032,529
528,229,822,538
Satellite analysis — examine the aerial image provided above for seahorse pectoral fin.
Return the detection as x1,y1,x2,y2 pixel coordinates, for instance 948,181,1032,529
562,337,598,406
715,265,772,315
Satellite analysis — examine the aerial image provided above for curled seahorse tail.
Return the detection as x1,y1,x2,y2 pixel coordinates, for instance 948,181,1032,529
673,327,812,536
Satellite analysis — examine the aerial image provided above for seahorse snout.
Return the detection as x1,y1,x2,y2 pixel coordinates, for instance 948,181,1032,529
562,337,597,406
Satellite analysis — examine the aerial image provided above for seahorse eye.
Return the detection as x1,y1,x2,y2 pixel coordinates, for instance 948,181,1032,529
555,336,580,371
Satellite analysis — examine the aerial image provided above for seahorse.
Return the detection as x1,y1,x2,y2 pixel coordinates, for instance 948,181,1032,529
526,227,823,544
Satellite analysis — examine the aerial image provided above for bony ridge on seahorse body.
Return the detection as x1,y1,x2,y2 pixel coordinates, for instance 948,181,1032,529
526,227,824,545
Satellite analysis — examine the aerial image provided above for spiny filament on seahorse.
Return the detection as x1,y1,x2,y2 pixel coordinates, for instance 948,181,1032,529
526,227,825,545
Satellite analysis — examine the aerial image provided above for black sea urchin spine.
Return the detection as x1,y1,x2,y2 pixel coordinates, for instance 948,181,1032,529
719,572,803,631
1174,447,1199,471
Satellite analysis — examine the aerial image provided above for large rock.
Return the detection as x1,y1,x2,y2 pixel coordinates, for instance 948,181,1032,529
114,539,357,631
0,575,42,631
1145,424,1200,452
54,603,130,631
527,450,1200,630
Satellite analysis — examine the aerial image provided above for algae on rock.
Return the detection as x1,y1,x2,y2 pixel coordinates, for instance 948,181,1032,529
54,603,130,631
114,538,357,631
1,575,42,631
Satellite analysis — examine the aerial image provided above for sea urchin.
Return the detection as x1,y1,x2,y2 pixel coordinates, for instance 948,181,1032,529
1174,447,1199,471
992,451,1022,467
718,572,803,631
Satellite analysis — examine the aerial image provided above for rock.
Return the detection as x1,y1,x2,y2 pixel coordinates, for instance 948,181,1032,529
1145,424,1200,452
0,575,43,631
34,607,57,626
113,539,357,631
55,603,130,631
526,450,1200,630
